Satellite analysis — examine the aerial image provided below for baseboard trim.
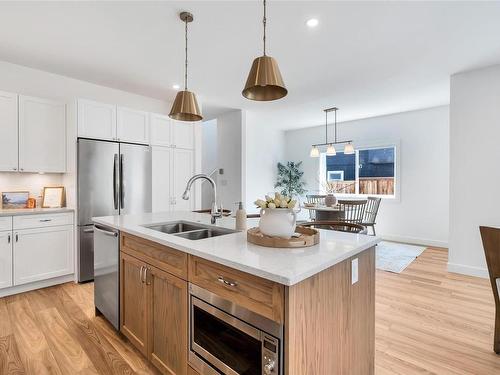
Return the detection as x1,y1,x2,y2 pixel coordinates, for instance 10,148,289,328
447,262,488,279
0,274,75,298
381,234,448,249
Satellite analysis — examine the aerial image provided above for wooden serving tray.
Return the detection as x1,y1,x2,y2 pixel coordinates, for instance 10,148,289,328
247,226,320,248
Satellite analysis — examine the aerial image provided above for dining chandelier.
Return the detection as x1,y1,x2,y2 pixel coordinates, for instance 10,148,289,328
310,107,354,158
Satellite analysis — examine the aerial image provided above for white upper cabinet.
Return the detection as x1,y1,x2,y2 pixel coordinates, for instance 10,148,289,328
150,113,172,147
150,115,194,149
117,107,150,144
78,99,117,141
172,120,194,149
0,91,19,172
18,95,66,173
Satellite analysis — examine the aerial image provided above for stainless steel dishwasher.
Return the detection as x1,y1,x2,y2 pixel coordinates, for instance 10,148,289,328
94,224,120,330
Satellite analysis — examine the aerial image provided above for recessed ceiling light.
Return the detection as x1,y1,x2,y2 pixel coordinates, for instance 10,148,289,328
172,84,180,90
306,18,319,28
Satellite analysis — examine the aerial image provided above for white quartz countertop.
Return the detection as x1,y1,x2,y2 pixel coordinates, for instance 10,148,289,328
0,207,74,217
93,211,380,286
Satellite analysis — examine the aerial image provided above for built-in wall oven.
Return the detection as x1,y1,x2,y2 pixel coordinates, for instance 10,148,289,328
189,284,283,375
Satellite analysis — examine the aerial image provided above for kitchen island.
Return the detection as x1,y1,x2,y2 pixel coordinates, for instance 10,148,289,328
93,211,379,375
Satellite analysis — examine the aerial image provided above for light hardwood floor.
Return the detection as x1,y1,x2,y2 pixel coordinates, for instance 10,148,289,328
0,247,499,374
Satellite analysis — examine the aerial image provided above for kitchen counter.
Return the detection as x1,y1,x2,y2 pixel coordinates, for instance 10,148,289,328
0,207,74,217
93,211,379,286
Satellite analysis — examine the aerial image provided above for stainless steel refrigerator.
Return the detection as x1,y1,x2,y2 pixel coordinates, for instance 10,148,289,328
77,138,152,282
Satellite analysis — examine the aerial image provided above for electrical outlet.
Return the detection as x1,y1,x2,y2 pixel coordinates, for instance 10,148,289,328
351,258,359,285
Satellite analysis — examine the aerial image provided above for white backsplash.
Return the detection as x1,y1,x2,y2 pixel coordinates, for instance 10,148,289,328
0,172,63,201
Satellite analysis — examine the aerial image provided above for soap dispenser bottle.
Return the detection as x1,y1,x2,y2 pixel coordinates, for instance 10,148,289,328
235,202,247,231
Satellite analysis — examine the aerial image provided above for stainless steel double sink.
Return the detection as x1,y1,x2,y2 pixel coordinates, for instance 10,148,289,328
143,220,237,240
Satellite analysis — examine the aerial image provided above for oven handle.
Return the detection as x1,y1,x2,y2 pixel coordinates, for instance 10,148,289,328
217,276,238,287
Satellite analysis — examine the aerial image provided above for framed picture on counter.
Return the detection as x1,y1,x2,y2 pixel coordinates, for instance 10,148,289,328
1,191,29,209
42,187,65,208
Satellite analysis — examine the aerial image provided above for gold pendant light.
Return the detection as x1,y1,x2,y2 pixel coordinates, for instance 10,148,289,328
169,11,203,122
242,0,287,101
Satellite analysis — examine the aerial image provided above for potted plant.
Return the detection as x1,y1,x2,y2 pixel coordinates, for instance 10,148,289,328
274,161,307,199
254,192,298,238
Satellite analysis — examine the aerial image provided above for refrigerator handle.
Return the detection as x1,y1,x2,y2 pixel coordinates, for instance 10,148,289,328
119,154,124,209
113,154,119,210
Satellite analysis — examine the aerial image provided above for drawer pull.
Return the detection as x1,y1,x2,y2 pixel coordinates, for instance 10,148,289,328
218,276,238,287
39,219,52,222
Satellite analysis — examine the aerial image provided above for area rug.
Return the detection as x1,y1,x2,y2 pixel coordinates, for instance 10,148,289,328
376,241,426,273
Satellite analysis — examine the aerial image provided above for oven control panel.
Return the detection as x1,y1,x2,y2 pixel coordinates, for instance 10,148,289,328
262,335,279,374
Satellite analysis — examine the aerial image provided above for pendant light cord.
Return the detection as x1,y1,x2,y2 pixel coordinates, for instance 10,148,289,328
263,0,267,56
184,17,188,90
325,110,328,144
334,108,337,143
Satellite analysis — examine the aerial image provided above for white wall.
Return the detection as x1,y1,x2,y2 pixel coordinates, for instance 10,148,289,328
216,110,245,211
0,60,171,209
284,106,450,247
448,64,500,278
244,111,285,213
201,119,218,208
0,173,63,207
200,111,246,211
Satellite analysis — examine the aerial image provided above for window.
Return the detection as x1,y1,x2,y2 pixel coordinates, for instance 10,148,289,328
327,171,344,181
320,145,397,198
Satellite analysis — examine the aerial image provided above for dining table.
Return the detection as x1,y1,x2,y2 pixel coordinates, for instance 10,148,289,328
301,204,346,221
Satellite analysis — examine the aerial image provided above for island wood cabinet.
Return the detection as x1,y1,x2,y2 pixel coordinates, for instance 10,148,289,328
119,232,375,375
120,233,188,375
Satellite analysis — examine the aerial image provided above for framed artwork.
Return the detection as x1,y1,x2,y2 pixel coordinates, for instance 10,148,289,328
1,191,29,209
42,187,65,208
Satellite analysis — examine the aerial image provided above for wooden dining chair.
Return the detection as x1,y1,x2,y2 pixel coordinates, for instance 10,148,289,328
301,221,367,234
480,226,500,354
361,197,382,236
337,199,367,224
306,194,326,220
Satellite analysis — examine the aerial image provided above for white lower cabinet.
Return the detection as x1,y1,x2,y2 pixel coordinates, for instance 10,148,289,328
152,146,194,212
152,146,172,212
0,231,13,290
13,225,74,286
172,148,194,211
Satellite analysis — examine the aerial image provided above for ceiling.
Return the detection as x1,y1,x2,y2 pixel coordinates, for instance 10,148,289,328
0,1,499,129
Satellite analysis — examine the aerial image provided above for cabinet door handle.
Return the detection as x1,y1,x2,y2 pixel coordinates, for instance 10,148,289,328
7,233,10,244
218,276,238,287
15,233,18,242
139,266,145,283
19,168,24,171
145,267,151,285
12,167,17,171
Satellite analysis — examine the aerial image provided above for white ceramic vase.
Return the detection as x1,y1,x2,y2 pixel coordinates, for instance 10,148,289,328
325,194,337,207
259,208,297,239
